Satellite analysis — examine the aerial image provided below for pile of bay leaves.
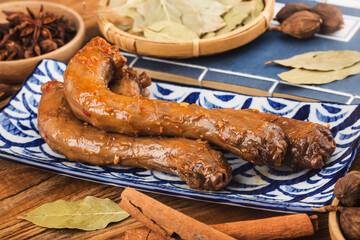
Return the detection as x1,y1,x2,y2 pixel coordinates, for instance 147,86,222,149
267,50,360,84
103,0,264,41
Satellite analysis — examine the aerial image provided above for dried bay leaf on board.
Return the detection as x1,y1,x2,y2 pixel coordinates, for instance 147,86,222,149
18,196,129,231
269,50,360,71
216,1,255,36
278,61,360,85
143,20,199,41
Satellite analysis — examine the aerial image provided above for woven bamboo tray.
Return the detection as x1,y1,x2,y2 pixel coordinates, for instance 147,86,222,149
97,0,274,58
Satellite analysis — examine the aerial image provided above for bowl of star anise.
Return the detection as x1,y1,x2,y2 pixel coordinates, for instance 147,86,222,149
0,1,85,84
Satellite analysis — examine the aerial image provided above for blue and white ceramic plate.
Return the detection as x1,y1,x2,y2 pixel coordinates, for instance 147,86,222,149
1,59,360,213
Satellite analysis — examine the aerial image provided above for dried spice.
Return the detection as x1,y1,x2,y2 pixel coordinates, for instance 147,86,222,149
278,61,360,85
242,0,264,25
275,3,312,23
339,207,360,240
271,11,322,39
104,0,264,40
19,196,129,231
312,3,344,34
190,0,228,34
312,171,360,240
20,6,57,47
0,5,76,61
267,50,360,71
334,171,360,207
142,20,198,41
273,2,343,39
266,50,360,85
335,171,360,240
216,2,255,36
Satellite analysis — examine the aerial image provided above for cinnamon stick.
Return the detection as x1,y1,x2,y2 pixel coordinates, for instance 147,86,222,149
124,214,317,240
119,187,235,240
211,214,317,240
120,187,317,240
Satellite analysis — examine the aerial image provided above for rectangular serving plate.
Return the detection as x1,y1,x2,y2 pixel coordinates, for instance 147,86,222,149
1,59,359,213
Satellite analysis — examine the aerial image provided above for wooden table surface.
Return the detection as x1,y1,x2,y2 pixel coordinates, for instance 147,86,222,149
1,1,359,239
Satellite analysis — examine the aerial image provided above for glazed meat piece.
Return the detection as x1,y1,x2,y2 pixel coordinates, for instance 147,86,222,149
112,66,335,170
240,109,335,169
109,66,152,98
37,80,232,190
64,37,287,166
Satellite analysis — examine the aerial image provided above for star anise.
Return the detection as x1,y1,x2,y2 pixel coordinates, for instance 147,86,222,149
1,11,29,46
3,11,28,28
1,5,76,61
20,5,57,46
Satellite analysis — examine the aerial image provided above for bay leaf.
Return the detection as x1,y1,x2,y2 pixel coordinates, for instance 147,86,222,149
278,61,360,85
216,1,255,36
190,0,228,34
202,32,216,39
103,11,134,28
131,12,145,33
250,0,264,19
113,0,145,18
118,5,139,20
123,0,146,33
19,196,129,231
269,50,360,71
166,0,202,35
105,0,145,31
143,0,202,36
217,0,241,8
243,0,264,25
143,20,198,41
136,1,146,16
143,0,182,26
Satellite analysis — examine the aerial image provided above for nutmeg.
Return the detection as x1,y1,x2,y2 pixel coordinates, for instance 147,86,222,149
275,3,313,23
312,3,344,33
339,207,360,240
334,171,360,207
271,11,322,39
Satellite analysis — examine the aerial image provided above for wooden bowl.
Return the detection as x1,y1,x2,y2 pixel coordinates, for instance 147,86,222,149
97,0,274,58
0,1,85,84
329,198,345,240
